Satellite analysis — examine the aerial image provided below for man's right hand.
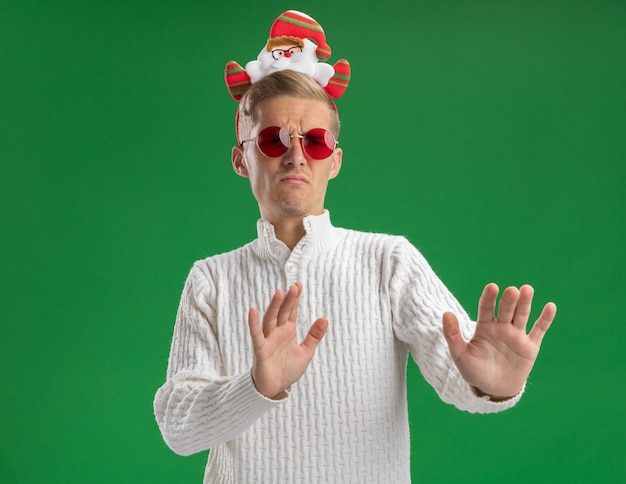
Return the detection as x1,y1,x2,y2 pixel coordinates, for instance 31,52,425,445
248,282,328,399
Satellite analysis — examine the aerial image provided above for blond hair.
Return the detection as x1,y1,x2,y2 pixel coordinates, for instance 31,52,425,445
237,70,340,142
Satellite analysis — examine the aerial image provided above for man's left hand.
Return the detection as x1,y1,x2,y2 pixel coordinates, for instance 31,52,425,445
442,283,557,401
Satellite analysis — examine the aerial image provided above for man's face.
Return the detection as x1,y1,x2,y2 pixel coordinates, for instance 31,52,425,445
232,96,342,223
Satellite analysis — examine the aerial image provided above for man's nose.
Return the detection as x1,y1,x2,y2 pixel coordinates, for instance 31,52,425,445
283,135,306,165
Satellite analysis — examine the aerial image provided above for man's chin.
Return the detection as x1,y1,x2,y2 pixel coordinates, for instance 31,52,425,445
276,198,311,217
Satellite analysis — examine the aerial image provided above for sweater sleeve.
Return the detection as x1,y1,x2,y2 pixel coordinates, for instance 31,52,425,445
388,237,523,414
153,264,283,456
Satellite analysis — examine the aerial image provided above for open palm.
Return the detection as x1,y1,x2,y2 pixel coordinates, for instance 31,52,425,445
248,283,328,399
443,283,557,400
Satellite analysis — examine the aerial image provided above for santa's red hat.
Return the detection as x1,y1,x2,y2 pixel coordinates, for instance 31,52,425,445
269,10,331,61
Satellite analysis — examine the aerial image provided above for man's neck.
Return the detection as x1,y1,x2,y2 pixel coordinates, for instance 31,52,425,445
260,211,324,251
271,217,306,251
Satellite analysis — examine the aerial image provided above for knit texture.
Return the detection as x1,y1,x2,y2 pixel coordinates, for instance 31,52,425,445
154,211,522,483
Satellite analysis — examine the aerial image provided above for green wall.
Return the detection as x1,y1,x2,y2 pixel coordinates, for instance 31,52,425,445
2,0,624,482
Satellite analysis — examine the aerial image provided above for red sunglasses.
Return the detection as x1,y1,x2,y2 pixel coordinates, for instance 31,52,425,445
241,126,337,160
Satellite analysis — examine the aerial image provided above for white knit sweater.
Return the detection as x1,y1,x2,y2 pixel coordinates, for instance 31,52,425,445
154,211,521,483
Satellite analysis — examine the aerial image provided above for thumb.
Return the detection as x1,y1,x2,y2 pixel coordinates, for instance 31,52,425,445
442,312,466,361
300,318,329,352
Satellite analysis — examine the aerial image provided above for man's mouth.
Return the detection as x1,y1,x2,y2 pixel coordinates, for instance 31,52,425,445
280,174,309,185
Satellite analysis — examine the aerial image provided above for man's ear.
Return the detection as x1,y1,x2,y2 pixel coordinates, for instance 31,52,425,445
232,145,249,178
328,148,343,180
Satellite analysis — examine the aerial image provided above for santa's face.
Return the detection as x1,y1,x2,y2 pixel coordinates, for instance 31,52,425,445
258,38,319,74
268,45,304,68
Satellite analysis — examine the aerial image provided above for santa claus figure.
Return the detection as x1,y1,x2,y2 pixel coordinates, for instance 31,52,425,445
225,10,350,100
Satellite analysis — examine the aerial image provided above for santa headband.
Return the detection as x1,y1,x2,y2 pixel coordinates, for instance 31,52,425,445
224,10,351,142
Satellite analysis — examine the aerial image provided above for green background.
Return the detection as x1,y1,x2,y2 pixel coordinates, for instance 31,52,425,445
2,0,624,482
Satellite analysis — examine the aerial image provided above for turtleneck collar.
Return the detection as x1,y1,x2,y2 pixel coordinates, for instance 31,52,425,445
251,210,340,260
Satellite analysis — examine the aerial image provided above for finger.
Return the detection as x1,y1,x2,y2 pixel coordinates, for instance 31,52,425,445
496,286,520,324
300,317,329,352
442,312,466,362
277,285,299,327
248,308,265,352
528,302,557,345
512,284,534,329
288,282,303,324
476,283,499,323
262,290,285,336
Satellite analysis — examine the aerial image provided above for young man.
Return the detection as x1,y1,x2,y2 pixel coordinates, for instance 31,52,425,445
154,69,556,483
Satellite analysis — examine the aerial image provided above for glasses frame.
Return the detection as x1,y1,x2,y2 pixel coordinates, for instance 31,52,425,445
240,126,338,160
271,46,303,60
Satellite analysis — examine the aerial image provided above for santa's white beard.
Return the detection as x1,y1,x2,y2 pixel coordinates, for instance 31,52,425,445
262,54,315,76
271,57,291,69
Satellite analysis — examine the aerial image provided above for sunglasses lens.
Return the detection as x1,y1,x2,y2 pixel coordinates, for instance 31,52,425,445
256,126,289,157
303,128,336,160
